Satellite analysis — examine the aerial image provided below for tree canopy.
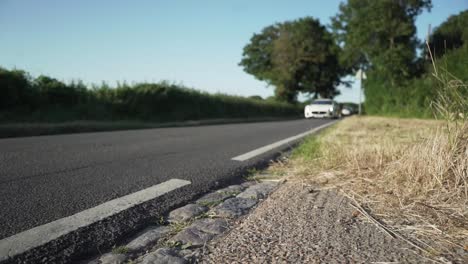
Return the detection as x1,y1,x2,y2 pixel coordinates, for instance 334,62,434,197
240,17,344,103
430,10,468,57
331,0,432,85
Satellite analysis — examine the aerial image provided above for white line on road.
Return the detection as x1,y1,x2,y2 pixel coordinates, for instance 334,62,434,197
0,178,191,261
231,121,337,161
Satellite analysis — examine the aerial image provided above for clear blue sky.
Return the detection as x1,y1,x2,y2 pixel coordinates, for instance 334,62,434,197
1,0,466,103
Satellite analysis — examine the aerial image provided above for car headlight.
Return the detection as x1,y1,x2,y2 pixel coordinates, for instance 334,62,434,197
329,106,334,112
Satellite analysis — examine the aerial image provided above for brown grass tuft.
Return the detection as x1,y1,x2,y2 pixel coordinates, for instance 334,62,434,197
269,42,468,261
269,116,467,261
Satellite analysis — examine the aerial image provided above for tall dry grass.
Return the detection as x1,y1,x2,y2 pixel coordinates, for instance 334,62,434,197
270,53,467,261
277,115,467,261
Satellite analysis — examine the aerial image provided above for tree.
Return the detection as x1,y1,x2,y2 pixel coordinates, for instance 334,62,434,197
331,0,432,85
0,68,36,110
248,95,264,100
240,17,344,103
429,10,468,58
34,75,80,106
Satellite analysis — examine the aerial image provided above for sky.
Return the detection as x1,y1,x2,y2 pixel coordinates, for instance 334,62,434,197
1,0,467,103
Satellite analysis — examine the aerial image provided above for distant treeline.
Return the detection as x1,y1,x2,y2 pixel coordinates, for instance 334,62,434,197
0,69,301,123
238,3,467,119
365,46,468,118
363,10,468,118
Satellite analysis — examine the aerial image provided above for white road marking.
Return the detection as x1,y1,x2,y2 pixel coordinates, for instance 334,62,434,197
231,121,337,161
0,178,191,261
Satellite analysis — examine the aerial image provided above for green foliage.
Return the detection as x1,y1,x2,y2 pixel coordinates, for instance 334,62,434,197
430,47,468,121
248,95,263,100
363,73,435,118
197,200,223,208
0,68,36,110
165,241,182,249
240,17,345,103
332,0,463,118
169,221,190,234
332,0,431,85
0,68,301,123
364,46,468,118
370,7,468,118
240,25,278,85
34,76,88,106
429,10,468,58
292,135,322,161
111,246,129,254
438,45,468,82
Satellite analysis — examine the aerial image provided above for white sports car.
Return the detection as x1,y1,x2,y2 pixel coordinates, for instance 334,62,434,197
304,99,341,119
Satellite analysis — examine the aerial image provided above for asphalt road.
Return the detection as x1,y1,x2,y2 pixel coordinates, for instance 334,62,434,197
0,118,333,239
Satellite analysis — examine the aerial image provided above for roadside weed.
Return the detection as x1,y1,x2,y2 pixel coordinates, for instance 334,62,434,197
165,240,182,248
169,221,190,234
197,200,223,208
111,246,129,254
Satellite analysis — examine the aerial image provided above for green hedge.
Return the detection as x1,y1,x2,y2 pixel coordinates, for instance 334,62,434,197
363,46,468,118
0,68,301,123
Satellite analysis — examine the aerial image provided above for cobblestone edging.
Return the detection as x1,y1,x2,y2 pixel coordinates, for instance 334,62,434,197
86,179,282,264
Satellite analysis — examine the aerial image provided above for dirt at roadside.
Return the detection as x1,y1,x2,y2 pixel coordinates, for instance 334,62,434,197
197,183,428,263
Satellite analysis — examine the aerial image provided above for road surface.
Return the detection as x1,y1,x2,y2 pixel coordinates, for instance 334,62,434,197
0,119,333,239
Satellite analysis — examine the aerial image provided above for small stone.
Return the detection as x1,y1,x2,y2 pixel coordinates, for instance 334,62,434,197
179,249,194,259
196,191,232,206
169,227,215,247
140,248,188,264
86,259,100,264
237,182,277,200
236,188,261,200
125,226,172,252
240,181,257,188
99,253,126,264
190,218,229,235
216,184,245,194
212,197,257,218
168,204,208,223
352,210,361,218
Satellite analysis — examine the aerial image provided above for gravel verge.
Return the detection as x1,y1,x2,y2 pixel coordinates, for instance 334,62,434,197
197,183,428,263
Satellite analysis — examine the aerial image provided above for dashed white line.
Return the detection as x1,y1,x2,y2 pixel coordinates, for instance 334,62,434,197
0,178,191,261
231,121,337,161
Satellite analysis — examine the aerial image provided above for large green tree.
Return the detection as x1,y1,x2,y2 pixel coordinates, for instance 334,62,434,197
331,0,432,86
429,10,468,58
0,68,35,110
240,17,344,103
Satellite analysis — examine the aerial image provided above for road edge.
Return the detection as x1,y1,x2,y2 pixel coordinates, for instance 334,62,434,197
0,180,192,264
0,117,301,139
0,119,339,263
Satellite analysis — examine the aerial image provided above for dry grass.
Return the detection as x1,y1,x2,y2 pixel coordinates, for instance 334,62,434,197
269,116,467,261
268,43,468,262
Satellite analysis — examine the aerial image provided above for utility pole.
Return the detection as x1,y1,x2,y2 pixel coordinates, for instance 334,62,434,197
356,68,366,115
359,69,362,115
425,24,431,61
